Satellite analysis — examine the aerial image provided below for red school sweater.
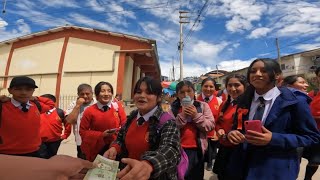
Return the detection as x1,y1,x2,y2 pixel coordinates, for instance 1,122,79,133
40,109,71,142
197,95,221,137
216,102,237,146
0,102,42,154
80,103,127,161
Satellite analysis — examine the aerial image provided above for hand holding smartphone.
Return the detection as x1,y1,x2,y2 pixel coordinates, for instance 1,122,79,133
244,120,262,133
106,127,121,133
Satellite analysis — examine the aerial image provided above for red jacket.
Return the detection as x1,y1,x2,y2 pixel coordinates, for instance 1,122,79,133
40,108,71,142
216,101,236,146
80,102,126,161
310,93,320,129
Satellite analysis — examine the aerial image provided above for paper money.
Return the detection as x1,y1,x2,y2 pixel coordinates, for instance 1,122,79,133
84,155,119,180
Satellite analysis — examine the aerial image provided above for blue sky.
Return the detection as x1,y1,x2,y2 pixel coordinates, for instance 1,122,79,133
1,0,320,79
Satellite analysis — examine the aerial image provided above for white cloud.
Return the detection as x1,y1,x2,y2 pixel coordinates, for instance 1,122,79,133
38,0,79,8
217,59,253,72
233,43,240,48
0,19,31,42
247,27,271,39
186,40,229,66
207,0,267,33
0,18,8,28
315,37,320,42
294,43,320,51
139,22,176,43
86,0,105,12
268,1,320,37
68,13,114,30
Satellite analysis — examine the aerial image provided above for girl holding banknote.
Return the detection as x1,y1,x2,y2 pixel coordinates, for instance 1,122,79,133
226,59,320,180
80,81,126,161
104,76,180,180
170,80,215,180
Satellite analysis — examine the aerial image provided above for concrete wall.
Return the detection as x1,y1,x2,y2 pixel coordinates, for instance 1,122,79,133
122,56,134,100
61,38,120,95
0,44,12,90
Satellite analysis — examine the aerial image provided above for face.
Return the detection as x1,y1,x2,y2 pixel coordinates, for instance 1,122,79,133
290,77,309,92
249,61,278,94
78,88,93,104
226,78,245,99
177,85,195,100
201,80,216,97
97,84,113,105
8,86,35,103
134,82,160,115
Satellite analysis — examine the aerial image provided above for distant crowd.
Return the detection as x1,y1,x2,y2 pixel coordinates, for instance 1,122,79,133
0,59,320,180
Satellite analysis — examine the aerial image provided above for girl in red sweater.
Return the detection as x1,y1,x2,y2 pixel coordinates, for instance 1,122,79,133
212,74,247,179
80,81,126,161
197,77,222,171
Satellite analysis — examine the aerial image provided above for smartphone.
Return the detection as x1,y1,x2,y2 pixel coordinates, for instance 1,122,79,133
244,120,262,133
107,127,121,133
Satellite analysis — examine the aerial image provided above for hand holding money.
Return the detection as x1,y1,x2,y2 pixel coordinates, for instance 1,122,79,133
103,147,117,160
84,155,119,180
117,158,153,180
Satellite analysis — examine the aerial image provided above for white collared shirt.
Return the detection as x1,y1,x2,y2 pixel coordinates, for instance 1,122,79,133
11,98,32,110
137,106,158,122
96,101,112,111
202,93,213,102
249,86,281,125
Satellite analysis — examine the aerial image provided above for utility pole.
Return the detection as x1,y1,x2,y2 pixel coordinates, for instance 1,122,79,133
179,11,189,81
2,0,7,13
276,38,281,66
172,57,175,81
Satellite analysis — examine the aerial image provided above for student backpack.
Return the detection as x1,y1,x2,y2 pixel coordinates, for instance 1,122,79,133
157,113,189,180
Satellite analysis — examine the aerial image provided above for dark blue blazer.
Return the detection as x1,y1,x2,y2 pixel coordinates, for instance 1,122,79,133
228,87,320,180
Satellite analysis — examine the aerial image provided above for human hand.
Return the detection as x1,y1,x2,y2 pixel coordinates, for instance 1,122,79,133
227,130,245,145
49,155,94,180
117,158,153,180
103,129,116,137
103,147,117,160
217,129,226,139
184,105,197,118
0,95,10,102
245,126,272,146
76,97,85,106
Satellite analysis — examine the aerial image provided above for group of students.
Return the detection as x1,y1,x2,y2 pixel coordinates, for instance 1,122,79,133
0,58,320,180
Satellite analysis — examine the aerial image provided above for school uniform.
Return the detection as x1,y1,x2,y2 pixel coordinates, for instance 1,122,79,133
0,98,55,157
80,101,126,161
39,108,71,158
228,87,320,180
213,99,237,179
111,106,181,180
197,94,222,169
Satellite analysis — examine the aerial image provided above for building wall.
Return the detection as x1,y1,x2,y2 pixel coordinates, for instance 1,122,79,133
0,44,12,90
60,38,120,95
122,56,134,100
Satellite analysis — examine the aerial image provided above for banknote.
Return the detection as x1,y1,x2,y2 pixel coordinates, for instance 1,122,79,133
84,155,119,180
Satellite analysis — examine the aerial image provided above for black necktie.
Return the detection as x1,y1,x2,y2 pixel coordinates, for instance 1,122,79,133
204,97,210,102
253,97,265,120
231,99,237,106
137,117,145,126
102,105,109,112
21,103,28,112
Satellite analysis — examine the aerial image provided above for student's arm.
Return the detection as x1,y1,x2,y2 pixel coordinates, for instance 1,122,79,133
192,102,215,133
36,96,55,113
0,155,94,180
61,122,72,140
65,98,85,124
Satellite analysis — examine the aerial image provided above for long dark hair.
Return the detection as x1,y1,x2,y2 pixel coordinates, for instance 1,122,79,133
282,75,300,86
220,74,247,113
238,58,281,109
